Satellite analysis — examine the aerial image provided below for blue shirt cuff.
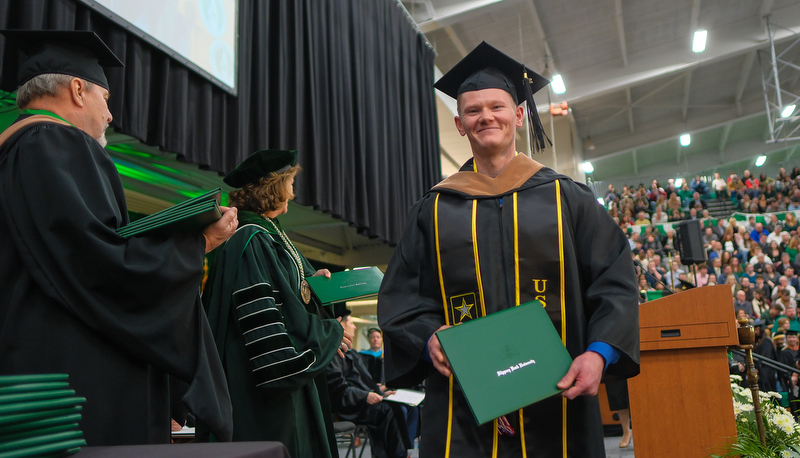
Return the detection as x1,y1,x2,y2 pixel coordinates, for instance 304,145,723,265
587,342,620,370
421,339,432,363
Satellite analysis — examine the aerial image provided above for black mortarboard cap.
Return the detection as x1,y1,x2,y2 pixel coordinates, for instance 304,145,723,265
224,149,298,188
786,330,799,336
0,30,123,90
434,41,551,152
367,327,382,336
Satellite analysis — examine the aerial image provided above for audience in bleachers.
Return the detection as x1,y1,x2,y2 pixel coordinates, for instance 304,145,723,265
611,165,800,408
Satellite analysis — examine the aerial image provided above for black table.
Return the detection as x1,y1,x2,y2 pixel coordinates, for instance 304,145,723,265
76,442,290,458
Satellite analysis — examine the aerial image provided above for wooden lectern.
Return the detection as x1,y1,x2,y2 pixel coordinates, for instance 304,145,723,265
628,285,739,457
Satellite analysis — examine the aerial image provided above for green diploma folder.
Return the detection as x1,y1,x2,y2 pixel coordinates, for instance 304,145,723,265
436,301,573,425
305,266,384,304
117,188,222,238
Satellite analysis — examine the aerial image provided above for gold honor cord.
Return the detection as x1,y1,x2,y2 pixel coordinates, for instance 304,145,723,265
511,192,527,457
434,194,454,458
471,200,487,317
555,179,568,458
492,419,499,458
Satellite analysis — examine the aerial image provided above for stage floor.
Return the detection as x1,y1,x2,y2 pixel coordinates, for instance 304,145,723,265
337,434,637,457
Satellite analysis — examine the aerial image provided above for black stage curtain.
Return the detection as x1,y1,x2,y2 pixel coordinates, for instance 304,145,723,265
0,0,440,245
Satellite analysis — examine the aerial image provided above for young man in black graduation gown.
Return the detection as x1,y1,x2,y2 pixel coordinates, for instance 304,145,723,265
378,42,640,457
0,30,238,445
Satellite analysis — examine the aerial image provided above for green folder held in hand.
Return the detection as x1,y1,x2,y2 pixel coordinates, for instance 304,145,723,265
305,266,384,304
117,188,222,238
436,300,573,425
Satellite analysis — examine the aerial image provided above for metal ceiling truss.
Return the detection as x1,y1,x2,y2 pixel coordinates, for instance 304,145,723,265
761,15,800,144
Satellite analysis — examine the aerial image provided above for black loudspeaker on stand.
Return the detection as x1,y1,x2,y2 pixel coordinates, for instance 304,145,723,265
674,220,707,265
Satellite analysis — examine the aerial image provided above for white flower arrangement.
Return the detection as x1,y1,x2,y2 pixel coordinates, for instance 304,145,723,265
714,375,800,457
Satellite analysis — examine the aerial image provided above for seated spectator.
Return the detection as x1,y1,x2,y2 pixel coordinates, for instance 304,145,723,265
633,211,650,225
788,195,800,212
708,257,724,278
667,194,682,213
787,267,800,291
776,252,797,276
691,175,710,197
767,225,784,245
695,263,710,287
642,232,663,255
707,240,723,261
757,194,768,213
665,261,685,289
718,265,734,286
772,276,798,301
752,289,770,319
787,213,800,234
668,208,685,222
688,191,707,210
741,263,757,284
711,172,729,200
651,207,668,224
734,290,755,319
740,194,753,212
686,208,700,220
743,169,760,198
767,241,784,264
677,182,694,207
663,230,677,256
787,235,800,263
326,309,412,458
702,226,719,249
772,306,800,334
763,262,780,289
737,277,754,302
764,303,782,329
766,214,780,233
754,274,771,300
731,256,744,277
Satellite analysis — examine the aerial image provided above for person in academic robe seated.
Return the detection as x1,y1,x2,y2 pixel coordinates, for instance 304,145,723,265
377,42,640,457
327,307,411,458
0,30,238,445
199,149,352,457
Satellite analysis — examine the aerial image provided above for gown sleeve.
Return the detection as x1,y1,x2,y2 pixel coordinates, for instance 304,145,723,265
378,195,445,387
228,231,344,390
561,180,640,379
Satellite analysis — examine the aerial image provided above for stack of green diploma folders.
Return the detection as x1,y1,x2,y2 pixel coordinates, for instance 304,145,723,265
0,374,87,457
117,188,222,238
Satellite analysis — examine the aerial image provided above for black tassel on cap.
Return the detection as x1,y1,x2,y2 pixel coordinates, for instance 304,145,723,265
523,71,552,153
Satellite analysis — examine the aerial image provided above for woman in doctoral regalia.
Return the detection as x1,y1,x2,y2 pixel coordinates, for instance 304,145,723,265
198,149,352,458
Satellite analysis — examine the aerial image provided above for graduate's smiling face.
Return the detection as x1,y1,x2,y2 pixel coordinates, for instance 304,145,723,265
455,88,523,156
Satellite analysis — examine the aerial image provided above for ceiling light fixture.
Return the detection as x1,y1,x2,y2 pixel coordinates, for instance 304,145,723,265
584,136,596,151
692,29,707,53
551,74,566,94
680,133,691,146
581,161,594,174
756,154,767,167
782,104,796,118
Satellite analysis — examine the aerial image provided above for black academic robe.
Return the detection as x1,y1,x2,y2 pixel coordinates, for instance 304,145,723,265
0,115,232,445
200,211,343,457
378,155,640,457
754,337,778,392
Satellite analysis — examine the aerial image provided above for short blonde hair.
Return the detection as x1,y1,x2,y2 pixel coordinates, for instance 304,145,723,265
228,165,301,215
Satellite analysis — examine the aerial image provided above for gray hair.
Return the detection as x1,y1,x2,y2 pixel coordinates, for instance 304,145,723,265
16,73,93,109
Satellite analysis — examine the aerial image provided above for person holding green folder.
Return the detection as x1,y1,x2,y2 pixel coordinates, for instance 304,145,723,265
378,42,640,457
0,30,238,446
200,149,351,457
